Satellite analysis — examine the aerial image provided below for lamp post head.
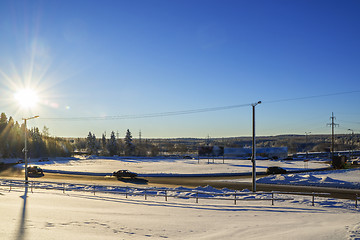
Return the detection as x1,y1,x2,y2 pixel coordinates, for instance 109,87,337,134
252,101,262,107
23,115,40,121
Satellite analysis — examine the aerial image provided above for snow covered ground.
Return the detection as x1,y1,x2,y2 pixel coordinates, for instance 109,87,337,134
2,156,360,239
257,169,360,189
1,184,359,240
12,156,330,176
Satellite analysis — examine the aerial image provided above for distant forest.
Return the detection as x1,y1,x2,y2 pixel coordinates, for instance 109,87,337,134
74,131,360,156
0,112,73,159
1,111,359,159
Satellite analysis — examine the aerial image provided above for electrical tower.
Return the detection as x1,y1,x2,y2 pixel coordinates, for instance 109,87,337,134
327,112,339,160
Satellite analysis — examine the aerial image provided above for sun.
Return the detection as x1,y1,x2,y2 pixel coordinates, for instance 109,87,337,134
14,88,39,109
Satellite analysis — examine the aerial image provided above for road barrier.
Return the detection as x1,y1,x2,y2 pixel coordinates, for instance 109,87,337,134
0,179,358,208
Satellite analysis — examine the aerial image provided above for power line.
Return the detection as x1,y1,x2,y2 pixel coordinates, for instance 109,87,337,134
263,90,360,104
40,103,252,121
39,90,360,121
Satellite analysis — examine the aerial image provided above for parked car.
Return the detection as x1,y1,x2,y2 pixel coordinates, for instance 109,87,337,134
39,157,49,162
113,170,137,179
27,166,44,177
266,166,287,174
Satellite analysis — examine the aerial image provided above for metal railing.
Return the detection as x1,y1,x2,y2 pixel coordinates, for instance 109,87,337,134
0,179,358,208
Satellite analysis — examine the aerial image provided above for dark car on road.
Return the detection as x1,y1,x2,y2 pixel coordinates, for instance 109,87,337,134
27,166,44,177
266,166,287,175
113,170,137,179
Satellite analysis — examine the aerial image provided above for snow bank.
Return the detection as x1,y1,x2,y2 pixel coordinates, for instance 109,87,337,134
258,169,360,189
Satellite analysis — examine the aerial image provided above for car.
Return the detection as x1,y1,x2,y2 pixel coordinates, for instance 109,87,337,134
113,170,137,179
266,166,287,174
27,166,44,177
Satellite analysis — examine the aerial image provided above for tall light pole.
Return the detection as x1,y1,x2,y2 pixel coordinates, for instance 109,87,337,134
305,132,311,159
251,101,261,192
23,115,39,184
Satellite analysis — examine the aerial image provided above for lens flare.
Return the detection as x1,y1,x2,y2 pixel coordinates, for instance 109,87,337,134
14,88,39,109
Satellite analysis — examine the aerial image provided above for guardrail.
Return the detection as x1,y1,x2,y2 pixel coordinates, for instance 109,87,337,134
0,179,358,208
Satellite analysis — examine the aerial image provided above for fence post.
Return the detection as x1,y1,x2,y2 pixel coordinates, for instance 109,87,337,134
165,190,168,201
125,187,128,198
196,192,198,203
145,190,147,200
312,192,315,206
9,183,11,192
63,183,65,194
93,185,96,195
31,182,33,193
272,192,274,206
356,194,358,208
234,193,237,205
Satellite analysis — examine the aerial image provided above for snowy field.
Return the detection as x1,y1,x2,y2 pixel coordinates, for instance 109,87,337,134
1,185,360,240
2,156,360,239
12,156,330,176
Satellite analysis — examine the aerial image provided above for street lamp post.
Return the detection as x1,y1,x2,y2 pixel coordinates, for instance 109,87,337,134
251,101,261,192
305,132,311,159
23,115,39,184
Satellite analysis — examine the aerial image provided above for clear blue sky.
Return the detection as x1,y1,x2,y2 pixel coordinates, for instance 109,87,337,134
0,0,360,138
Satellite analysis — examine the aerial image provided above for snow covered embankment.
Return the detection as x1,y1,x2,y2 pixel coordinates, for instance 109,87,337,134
258,169,360,189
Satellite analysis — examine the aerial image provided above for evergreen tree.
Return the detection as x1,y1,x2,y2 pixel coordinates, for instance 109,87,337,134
92,133,98,154
0,113,8,157
101,132,107,154
0,112,7,131
42,126,50,137
87,132,97,155
30,127,47,157
107,131,118,156
0,112,73,158
124,129,134,156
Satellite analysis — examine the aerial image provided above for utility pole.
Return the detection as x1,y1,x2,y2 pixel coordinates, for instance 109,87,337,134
327,112,339,160
251,101,261,192
23,115,39,184
139,130,142,144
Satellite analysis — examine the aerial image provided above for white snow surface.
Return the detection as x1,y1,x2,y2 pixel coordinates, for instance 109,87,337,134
1,185,359,240
14,156,330,176
2,156,360,239
257,169,360,189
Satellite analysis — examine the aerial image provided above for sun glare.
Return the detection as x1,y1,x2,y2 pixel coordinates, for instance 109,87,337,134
14,88,39,109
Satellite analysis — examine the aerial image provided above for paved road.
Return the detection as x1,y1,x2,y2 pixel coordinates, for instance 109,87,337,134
1,168,359,200
146,176,360,200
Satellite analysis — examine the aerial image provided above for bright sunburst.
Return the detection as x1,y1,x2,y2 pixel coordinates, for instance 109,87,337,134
14,88,40,109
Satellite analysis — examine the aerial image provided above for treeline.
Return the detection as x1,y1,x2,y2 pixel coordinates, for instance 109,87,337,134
74,129,156,156
73,129,192,157
0,112,73,159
